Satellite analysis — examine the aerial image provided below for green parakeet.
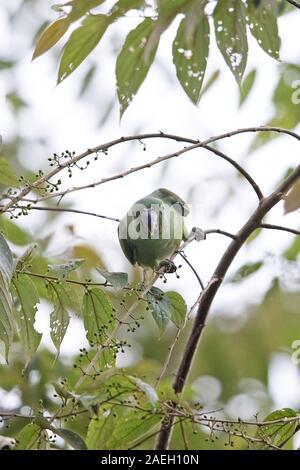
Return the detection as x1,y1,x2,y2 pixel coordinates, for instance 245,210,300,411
118,188,190,271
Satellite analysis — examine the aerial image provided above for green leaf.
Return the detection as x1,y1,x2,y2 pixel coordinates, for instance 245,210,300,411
16,423,41,450
0,59,15,70
256,408,298,449
13,274,42,365
173,2,210,104
157,0,193,18
129,376,158,404
67,0,107,21
79,64,97,96
230,261,263,282
284,237,300,261
239,68,257,106
0,232,14,282
250,64,300,151
14,244,37,272
106,410,161,449
116,18,160,117
59,429,87,450
0,217,32,246
48,283,71,353
0,156,19,187
245,227,262,244
83,288,116,367
32,17,70,60
199,69,220,98
0,234,14,360
146,287,171,333
166,291,187,328
86,405,118,450
214,0,248,84
96,268,128,289
246,0,281,60
58,15,110,84
49,258,84,279
0,273,14,362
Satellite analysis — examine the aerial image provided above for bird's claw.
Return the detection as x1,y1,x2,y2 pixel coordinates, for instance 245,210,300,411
189,227,205,242
157,259,177,274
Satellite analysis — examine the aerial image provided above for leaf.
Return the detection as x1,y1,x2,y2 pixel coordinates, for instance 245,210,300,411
0,59,15,70
49,283,71,353
283,179,300,214
83,288,116,367
284,237,300,261
245,227,262,244
129,376,158,404
256,408,298,449
0,233,14,361
157,0,193,18
0,273,14,362
246,0,281,60
250,64,300,151
145,287,171,333
172,2,210,104
199,69,220,98
49,258,84,279
214,0,248,84
67,0,107,21
32,17,70,60
83,288,115,343
59,429,87,450
16,423,41,450
86,406,118,450
13,274,42,365
239,68,257,106
79,64,97,96
14,244,37,271
0,218,32,246
106,410,161,449
116,18,160,117
0,156,19,187
230,261,263,283
166,291,187,328
58,15,110,84
0,232,14,282
96,268,128,289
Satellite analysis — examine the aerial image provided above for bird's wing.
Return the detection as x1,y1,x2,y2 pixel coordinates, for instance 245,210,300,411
140,207,159,238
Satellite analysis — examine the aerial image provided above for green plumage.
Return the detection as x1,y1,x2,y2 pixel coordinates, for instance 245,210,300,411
118,188,189,270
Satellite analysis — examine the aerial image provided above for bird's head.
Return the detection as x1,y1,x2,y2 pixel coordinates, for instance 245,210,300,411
148,188,190,216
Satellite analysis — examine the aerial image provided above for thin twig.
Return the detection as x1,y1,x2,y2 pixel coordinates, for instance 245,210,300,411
2,126,298,212
177,251,205,290
28,141,264,203
205,229,237,240
259,223,300,236
286,0,300,10
11,205,120,222
155,327,182,388
15,270,109,288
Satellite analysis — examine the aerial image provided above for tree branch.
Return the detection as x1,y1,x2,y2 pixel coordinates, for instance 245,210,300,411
12,205,120,222
286,0,300,9
1,126,298,211
155,165,300,449
259,223,300,236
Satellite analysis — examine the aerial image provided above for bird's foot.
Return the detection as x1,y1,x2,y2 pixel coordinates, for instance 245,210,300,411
157,258,177,274
188,226,205,242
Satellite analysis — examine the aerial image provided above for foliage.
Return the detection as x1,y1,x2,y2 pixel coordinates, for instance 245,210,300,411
0,0,300,453
32,0,285,116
